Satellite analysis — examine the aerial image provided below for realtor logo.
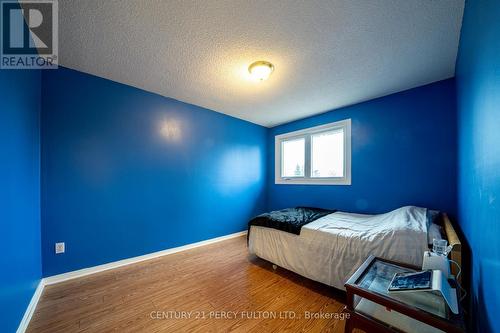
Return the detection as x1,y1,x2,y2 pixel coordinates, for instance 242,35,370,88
1,0,58,69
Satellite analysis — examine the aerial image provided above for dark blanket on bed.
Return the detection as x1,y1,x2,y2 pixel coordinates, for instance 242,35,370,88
248,207,336,236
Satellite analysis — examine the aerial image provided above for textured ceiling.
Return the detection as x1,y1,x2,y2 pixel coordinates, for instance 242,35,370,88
59,0,464,127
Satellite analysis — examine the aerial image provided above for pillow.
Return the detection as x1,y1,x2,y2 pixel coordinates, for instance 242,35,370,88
426,209,442,245
426,209,440,229
428,223,443,245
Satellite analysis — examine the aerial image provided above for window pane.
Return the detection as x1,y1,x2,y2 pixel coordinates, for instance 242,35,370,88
281,138,305,177
311,130,344,178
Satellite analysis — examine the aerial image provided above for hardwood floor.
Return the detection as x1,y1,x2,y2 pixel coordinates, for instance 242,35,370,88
27,236,348,332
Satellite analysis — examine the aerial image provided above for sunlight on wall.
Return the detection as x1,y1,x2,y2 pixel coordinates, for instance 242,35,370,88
159,118,182,142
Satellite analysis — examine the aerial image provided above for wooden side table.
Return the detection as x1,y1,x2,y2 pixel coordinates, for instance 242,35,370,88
343,255,465,333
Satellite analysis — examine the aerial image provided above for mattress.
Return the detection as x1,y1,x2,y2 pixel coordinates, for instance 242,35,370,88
248,206,430,290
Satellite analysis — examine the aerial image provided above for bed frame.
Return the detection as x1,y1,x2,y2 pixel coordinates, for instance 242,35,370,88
440,213,462,283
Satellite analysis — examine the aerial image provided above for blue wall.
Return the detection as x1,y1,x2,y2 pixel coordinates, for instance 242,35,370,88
455,1,500,332
268,79,457,217
41,68,267,276
0,70,41,332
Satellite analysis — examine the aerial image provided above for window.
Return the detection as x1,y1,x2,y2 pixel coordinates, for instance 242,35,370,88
275,119,351,185
281,138,305,177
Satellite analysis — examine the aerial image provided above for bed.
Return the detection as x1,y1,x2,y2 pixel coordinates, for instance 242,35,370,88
248,206,461,290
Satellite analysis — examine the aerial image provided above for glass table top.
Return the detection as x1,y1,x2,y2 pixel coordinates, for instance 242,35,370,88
355,259,448,319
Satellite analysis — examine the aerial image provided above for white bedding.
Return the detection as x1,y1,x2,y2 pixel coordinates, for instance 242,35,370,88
248,206,430,290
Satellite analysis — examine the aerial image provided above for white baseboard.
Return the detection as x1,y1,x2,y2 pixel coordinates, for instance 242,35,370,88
43,230,247,285
17,230,247,332
16,280,45,333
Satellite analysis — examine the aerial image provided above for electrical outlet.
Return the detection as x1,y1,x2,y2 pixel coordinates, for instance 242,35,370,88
55,242,65,254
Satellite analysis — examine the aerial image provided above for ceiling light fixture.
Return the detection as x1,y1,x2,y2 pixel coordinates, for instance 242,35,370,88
248,61,274,81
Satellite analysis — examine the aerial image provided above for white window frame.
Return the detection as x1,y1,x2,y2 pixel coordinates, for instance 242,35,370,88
275,119,351,185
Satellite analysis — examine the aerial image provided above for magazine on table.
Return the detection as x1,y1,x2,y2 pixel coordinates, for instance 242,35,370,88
388,270,433,292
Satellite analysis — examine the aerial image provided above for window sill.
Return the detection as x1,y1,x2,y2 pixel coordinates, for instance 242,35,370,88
275,178,351,185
